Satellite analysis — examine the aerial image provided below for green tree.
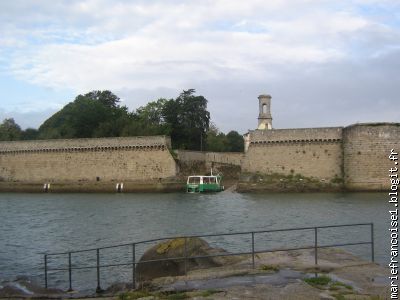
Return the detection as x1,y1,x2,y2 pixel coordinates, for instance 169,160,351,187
225,131,244,152
92,106,133,137
21,128,39,140
38,90,131,139
85,90,120,108
119,98,171,136
205,125,244,152
205,123,226,152
136,98,167,125
4,89,232,150
0,118,22,141
163,89,210,150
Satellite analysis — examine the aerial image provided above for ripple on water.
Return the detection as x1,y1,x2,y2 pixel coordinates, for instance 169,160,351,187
0,192,388,291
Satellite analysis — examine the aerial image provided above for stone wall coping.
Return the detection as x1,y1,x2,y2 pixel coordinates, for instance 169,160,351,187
249,126,343,143
250,138,342,145
345,122,400,129
0,136,171,152
251,126,343,132
0,144,167,154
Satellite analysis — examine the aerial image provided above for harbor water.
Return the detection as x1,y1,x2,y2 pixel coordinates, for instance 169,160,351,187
0,191,389,291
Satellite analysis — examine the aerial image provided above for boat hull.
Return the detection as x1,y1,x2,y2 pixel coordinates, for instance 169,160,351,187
186,183,224,193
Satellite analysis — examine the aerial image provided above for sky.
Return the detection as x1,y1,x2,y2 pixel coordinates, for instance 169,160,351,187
0,0,399,133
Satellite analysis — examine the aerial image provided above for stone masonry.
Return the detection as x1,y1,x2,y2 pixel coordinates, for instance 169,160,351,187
0,136,176,183
243,95,400,191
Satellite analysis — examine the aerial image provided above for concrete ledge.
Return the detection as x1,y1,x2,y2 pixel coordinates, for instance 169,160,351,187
0,181,185,193
237,182,343,193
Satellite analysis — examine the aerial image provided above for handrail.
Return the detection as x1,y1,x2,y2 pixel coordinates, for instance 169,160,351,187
43,223,374,292
43,222,373,256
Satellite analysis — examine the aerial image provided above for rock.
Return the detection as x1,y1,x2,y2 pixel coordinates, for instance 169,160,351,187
103,282,133,294
15,275,30,282
0,277,63,298
0,285,29,297
136,237,234,282
319,292,336,300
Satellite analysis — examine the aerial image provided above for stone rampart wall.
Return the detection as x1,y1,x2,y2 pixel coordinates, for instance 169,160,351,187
343,123,400,190
205,152,244,166
0,136,177,183
1,124,398,191
0,136,171,153
174,150,206,163
249,127,343,143
243,124,400,190
175,150,243,166
243,127,343,180
242,140,342,180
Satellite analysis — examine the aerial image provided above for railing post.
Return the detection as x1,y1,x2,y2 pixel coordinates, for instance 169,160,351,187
184,237,188,275
371,223,375,262
96,249,102,293
68,252,73,292
132,244,136,290
44,254,48,289
251,232,255,269
314,227,318,265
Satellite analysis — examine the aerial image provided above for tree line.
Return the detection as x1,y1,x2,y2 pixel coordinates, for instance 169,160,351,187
0,89,244,152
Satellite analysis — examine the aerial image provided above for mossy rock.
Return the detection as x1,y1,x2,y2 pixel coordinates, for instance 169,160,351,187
136,237,235,282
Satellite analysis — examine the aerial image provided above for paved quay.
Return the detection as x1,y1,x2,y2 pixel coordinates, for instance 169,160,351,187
0,248,389,299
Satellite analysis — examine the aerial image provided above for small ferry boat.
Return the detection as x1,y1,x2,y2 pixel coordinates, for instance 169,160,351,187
186,171,224,193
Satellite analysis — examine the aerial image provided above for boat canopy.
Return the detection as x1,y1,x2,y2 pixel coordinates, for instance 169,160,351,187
187,175,220,184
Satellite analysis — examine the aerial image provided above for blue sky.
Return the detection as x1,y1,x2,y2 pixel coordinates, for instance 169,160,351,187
0,0,399,132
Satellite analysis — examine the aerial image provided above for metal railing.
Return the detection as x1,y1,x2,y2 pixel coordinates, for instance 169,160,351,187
43,222,374,292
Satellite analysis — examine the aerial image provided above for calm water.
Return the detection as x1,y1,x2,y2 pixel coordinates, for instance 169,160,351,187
0,191,389,291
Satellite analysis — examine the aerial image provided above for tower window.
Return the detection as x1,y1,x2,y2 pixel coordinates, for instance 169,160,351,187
262,104,267,114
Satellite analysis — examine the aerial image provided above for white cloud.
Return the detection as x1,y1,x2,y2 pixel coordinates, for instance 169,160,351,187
7,1,375,92
0,0,399,130
9,29,346,92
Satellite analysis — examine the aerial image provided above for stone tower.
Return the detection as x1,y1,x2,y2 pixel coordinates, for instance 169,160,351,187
257,94,272,130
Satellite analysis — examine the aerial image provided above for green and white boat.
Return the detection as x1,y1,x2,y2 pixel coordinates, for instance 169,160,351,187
186,171,224,193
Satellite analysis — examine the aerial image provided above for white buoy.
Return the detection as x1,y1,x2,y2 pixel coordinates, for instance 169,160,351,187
116,182,124,193
43,183,50,192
